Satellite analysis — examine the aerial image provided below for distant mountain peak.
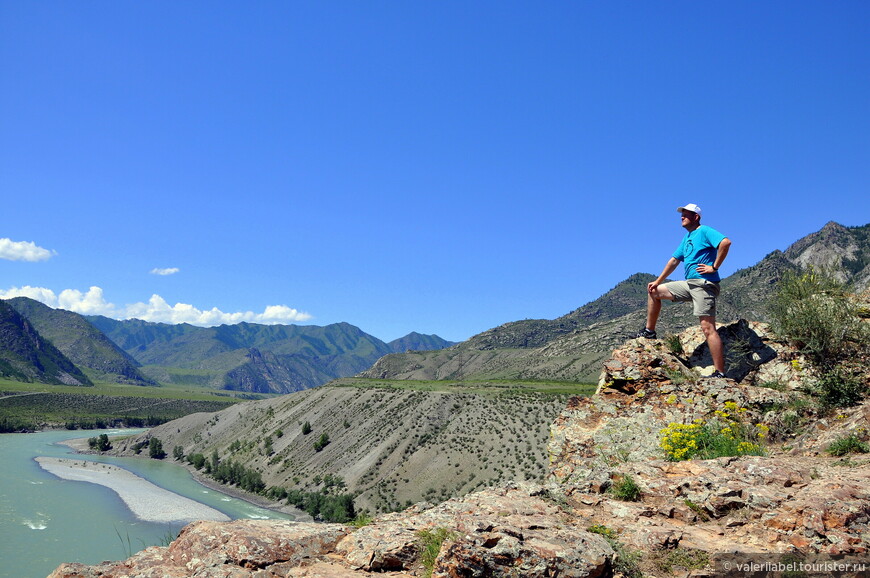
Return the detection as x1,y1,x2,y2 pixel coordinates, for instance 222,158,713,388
388,332,456,353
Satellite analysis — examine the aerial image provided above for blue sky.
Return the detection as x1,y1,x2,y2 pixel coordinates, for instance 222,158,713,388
1,1,868,342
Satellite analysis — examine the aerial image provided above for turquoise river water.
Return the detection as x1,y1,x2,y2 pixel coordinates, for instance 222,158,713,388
0,429,294,578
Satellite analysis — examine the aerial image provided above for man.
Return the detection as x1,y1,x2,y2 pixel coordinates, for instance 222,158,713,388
636,203,732,379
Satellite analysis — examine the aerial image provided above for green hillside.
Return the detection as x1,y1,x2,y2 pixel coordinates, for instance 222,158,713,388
7,298,155,386
0,300,92,386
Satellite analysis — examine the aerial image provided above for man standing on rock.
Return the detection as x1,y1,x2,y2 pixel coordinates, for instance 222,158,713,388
636,203,732,379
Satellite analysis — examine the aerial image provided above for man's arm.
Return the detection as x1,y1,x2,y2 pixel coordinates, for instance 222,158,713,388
697,237,731,275
648,257,680,294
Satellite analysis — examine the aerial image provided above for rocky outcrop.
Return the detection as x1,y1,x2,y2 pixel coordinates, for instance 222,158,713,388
556,453,870,552
50,521,350,577
547,318,870,565
549,320,805,487
49,485,614,577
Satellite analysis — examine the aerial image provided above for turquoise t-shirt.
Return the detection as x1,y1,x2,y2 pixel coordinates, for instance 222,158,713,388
672,225,727,282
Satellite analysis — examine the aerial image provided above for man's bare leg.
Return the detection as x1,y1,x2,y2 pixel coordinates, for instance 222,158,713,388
646,293,661,332
699,315,725,373
645,286,674,333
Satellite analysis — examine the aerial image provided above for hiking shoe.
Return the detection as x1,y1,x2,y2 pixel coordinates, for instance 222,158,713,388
708,371,727,379
635,328,657,339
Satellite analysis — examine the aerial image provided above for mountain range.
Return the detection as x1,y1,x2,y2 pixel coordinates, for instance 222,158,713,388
1,221,867,392
0,300,454,393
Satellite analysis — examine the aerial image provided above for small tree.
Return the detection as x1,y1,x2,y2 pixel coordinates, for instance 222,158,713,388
302,421,312,435
188,453,206,470
314,432,330,452
88,433,112,452
148,437,166,459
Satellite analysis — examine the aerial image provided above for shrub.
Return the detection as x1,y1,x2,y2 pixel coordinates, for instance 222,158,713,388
587,524,642,578
758,380,786,391
586,524,618,540
314,432,330,452
814,367,866,409
302,421,312,435
771,268,868,369
284,488,356,522
88,433,111,451
351,511,373,528
827,434,870,457
653,547,710,573
609,474,641,502
148,437,166,459
663,333,684,355
660,402,767,461
187,453,206,469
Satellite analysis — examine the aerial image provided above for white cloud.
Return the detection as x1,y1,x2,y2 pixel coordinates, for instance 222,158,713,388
150,267,180,276
0,285,62,306
126,295,312,325
57,287,118,316
0,285,118,317
0,238,56,261
1,285,312,326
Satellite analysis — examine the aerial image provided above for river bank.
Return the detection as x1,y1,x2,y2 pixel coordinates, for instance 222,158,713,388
35,457,231,524
58,436,311,521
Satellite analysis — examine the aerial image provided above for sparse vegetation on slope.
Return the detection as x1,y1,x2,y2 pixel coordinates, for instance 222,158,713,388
112,379,592,513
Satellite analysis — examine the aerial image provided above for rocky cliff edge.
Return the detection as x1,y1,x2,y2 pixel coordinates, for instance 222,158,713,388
50,320,870,577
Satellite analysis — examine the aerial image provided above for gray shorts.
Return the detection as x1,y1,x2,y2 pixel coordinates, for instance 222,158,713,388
664,279,720,317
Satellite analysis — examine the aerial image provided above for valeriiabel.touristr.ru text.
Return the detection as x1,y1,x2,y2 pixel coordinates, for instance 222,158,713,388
715,553,869,577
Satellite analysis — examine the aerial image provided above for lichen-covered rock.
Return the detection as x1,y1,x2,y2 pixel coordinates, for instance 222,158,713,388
550,328,790,489
48,521,349,578
558,455,870,557
432,527,611,577
168,520,348,573
336,483,613,576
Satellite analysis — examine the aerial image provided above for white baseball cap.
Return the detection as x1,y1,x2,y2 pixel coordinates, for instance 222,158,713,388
677,203,702,216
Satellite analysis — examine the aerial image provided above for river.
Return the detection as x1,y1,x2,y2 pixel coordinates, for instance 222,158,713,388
0,429,295,578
